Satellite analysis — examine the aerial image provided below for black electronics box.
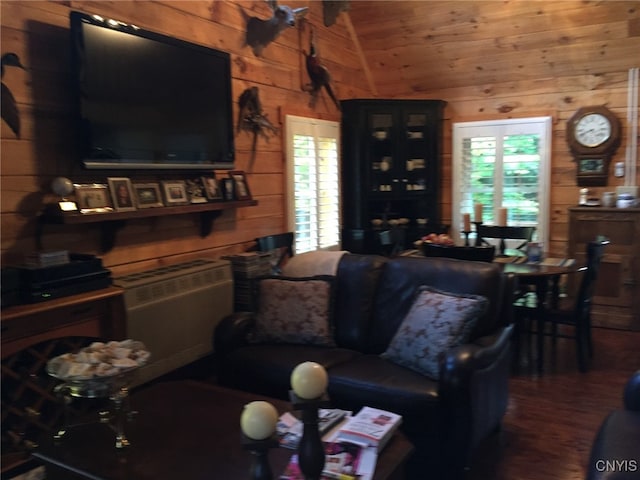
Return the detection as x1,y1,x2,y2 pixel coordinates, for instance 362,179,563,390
1,267,21,308
14,253,113,304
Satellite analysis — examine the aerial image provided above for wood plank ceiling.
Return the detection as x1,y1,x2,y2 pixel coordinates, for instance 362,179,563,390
345,0,640,97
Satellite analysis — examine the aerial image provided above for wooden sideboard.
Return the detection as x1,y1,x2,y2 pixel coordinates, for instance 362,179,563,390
568,207,640,331
1,286,126,358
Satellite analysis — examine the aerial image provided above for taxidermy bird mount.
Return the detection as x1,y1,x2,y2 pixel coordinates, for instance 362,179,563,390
1,53,25,138
237,86,278,166
240,0,308,57
303,27,340,111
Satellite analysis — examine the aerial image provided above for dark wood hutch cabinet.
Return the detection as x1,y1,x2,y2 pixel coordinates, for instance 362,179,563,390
340,99,447,254
568,207,640,331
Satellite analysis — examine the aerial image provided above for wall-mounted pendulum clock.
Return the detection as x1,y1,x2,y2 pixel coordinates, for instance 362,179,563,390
566,105,621,186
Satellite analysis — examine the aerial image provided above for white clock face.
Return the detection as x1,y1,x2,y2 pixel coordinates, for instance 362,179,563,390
575,113,611,147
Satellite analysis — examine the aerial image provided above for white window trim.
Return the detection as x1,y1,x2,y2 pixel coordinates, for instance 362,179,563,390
452,116,552,248
285,115,341,253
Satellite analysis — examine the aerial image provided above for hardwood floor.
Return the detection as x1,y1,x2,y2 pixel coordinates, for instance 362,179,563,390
468,326,640,480
164,326,640,480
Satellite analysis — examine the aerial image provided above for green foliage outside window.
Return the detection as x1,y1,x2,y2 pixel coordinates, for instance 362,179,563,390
469,134,540,225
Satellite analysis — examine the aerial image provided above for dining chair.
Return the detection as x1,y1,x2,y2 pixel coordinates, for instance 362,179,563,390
515,239,608,373
422,244,496,263
255,232,294,273
477,225,536,256
376,227,406,256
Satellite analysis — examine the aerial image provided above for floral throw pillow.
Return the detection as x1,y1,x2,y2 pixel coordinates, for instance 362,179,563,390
250,276,336,347
381,286,488,379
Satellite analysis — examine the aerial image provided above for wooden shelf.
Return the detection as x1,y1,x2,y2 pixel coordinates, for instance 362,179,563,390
37,199,258,252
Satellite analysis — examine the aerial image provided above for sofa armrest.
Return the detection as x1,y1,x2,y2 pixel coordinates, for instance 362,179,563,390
213,312,256,357
437,324,513,472
623,370,640,411
440,324,513,384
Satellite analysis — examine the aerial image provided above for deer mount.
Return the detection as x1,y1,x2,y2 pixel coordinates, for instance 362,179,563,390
240,0,308,56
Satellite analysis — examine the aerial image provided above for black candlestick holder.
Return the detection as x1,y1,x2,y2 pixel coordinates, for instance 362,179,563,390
462,230,472,246
473,222,483,247
289,391,331,480
242,433,279,480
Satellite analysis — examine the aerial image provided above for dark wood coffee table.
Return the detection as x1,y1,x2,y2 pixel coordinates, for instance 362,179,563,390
33,380,413,480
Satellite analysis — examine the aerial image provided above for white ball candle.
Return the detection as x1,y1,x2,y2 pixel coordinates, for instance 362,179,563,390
291,361,328,399
240,401,278,440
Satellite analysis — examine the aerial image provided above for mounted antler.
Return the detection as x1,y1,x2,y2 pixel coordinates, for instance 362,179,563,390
240,0,308,57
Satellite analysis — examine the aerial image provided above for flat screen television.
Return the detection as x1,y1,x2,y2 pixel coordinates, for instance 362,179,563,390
70,11,235,171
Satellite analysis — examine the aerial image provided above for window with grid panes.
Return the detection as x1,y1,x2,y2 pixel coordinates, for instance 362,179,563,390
285,115,340,254
452,117,552,247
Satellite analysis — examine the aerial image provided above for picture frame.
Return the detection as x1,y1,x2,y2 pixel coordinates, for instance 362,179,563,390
133,183,164,208
185,178,208,204
107,177,136,212
161,180,189,206
228,171,252,200
201,176,223,201
74,183,113,213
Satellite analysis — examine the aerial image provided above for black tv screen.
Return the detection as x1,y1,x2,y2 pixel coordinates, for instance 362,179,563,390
70,11,235,171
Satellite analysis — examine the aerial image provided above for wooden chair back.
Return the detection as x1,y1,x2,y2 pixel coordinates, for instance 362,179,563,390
422,244,496,263
477,225,536,254
255,232,294,272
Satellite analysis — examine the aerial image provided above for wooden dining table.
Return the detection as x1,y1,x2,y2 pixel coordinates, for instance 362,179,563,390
498,259,586,373
404,247,585,372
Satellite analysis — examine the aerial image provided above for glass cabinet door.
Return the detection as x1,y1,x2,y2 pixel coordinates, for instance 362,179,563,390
368,113,395,194
404,112,430,194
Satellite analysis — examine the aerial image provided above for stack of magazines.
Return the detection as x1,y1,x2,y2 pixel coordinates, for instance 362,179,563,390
334,406,403,452
277,408,350,449
279,406,402,480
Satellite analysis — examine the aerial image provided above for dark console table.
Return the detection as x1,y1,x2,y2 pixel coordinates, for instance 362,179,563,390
1,286,126,359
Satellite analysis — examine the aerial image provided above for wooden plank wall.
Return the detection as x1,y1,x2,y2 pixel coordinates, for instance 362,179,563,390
0,0,366,275
351,1,640,256
1,0,638,274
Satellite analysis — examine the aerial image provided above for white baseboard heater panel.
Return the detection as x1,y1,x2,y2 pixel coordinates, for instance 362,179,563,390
114,259,233,386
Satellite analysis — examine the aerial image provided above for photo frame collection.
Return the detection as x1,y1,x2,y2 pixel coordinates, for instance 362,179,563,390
73,172,251,213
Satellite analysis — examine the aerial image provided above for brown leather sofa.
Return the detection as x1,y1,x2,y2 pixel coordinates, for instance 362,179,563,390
586,370,640,480
214,254,515,479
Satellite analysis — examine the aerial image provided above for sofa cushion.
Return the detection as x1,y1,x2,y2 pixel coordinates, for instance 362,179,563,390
326,354,439,434
333,254,388,351
218,344,362,400
250,276,336,347
381,286,488,379
369,256,504,353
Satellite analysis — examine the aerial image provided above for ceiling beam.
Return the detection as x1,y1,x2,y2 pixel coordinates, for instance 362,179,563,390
343,12,378,96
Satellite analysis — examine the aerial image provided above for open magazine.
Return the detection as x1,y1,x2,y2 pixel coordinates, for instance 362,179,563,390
334,406,402,452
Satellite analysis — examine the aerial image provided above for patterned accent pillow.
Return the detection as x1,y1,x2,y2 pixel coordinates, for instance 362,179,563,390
250,276,336,347
381,286,488,379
